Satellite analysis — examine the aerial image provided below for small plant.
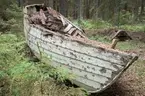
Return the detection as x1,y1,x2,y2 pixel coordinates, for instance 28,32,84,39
0,33,82,96
120,24,145,32
73,19,112,30
90,35,111,44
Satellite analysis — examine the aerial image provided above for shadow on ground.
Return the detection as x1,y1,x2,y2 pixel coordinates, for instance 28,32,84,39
90,60,145,96
91,82,127,96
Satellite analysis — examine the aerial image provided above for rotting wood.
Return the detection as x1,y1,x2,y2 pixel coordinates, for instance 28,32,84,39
24,4,139,93
28,5,85,38
112,30,132,41
111,39,119,49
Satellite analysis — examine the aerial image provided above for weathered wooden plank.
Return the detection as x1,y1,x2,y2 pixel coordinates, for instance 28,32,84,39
28,42,110,84
32,51,103,91
28,33,122,70
111,39,119,49
30,48,102,92
49,59,109,84
68,28,76,35
29,28,132,66
63,24,73,32
28,39,114,79
28,33,124,72
75,77,102,90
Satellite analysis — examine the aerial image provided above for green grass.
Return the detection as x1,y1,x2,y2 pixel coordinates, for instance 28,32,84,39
0,33,86,96
89,35,111,44
135,60,145,77
89,34,145,52
0,3,23,33
73,20,145,32
120,24,145,32
0,3,87,96
73,19,112,30
116,40,145,51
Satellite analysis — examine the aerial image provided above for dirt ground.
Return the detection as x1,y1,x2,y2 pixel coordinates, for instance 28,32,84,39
86,29,145,96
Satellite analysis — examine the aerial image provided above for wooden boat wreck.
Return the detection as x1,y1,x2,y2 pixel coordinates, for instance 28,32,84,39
24,4,138,93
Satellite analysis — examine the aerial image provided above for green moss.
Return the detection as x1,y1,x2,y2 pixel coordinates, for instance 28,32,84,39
73,20,145,32
73,19,112,30
0,31,85,96
117,40,145,51
89,35,111,44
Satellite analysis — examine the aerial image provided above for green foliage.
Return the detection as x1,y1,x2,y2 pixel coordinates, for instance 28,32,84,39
117,40,145,51
90,35,111,44
73,19,112,29
9,62,38,79
0,71,7,78
53,67,75,82
74,19,145,32
0,34,18,43
112,10,133,25
0,3,87,96
0,18,10,31
5,3,22,20
90,34,145,51
0,3,23,33
135,60,145,77
37,61,75,82
0,33,84,96
120,24,145,32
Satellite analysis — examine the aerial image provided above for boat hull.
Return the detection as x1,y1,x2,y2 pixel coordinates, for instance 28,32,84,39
24,5,138,93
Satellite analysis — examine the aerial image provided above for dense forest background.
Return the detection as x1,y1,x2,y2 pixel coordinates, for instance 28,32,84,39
24,0,145,25
0,0,145,31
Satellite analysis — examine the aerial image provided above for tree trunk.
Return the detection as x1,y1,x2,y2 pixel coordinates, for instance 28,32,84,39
74,0,82,19
140,0,144,15
59,0,67,16
78,0,83,21
133,8,139,21
48,0,53,8
85,0,90,19
94,0,99,20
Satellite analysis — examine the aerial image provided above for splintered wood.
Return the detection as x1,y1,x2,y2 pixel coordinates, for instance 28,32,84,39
28,6,85,38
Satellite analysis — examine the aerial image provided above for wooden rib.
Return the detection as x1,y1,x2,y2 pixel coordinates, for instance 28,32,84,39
60,15,66,26
68,28,76,35
28,36,123,75
111,39,119,49
63,24,73,32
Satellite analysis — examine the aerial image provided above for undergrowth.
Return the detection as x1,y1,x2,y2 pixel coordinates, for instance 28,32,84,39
117,40,145,51
73,19,112,30
73,20,145,32
0,3,23,34
0,3,87,96
0,33,86,96
89,35,111,44
89,34,145,52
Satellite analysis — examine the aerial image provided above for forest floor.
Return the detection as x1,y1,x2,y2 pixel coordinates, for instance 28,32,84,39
86,29,145,96
0,28,145,96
